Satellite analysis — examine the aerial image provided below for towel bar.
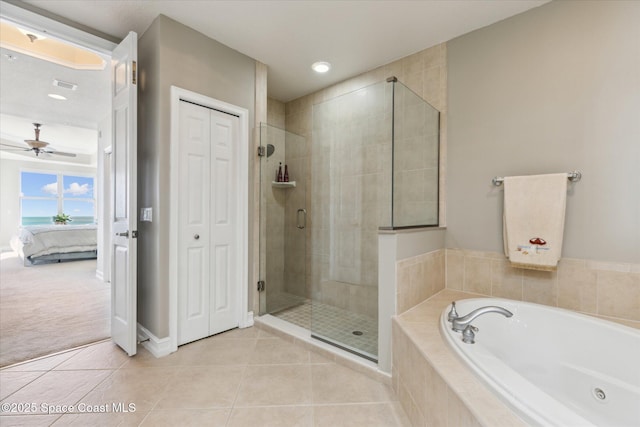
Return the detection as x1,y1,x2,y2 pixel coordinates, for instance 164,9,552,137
492,171,581,186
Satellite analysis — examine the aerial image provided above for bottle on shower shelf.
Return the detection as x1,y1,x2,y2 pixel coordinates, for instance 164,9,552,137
277,162,283,182
284,164,289,182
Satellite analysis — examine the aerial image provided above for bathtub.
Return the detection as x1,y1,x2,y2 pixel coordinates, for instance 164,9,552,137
439,298,640,427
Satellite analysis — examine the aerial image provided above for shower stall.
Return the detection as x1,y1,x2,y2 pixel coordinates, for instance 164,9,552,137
259,77,440,362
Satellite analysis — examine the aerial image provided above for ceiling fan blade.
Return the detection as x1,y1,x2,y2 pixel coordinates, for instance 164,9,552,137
0,142,29,150
47,150,77,157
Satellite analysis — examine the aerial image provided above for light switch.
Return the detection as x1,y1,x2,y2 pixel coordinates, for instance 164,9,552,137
140,207,152,222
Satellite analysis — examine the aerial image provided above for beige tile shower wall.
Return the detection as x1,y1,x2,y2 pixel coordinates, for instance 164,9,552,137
284,130,308,298
269,99,308,299
285,43,448,317
446,249,640,328
253,62,268,315
392,84,440,227
308,84,388,316
263,129,287,299
262,99,288,300
395,249,445,314
267,98,285,128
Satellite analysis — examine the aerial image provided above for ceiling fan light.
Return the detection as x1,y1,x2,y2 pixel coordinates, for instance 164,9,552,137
16,27,47,42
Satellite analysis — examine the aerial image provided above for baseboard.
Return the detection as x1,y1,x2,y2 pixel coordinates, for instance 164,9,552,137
136,323,173,358
241,310,254,328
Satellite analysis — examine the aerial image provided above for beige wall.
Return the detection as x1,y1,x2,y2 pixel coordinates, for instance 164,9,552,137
137,15,256,338
446,0,640,264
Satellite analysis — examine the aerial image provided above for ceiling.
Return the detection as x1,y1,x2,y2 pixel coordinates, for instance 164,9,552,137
0,0,548,161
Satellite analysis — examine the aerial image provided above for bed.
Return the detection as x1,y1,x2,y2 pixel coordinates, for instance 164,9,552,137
10,224,98,266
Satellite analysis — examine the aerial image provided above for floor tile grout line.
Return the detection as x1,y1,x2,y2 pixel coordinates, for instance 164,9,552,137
56,368,119,411
225,344,254,427
309,355,317,425
140,362,187,422
0,370,48,401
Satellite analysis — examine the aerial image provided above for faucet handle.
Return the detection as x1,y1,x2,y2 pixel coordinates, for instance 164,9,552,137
447,301,459,322
462,325,478,344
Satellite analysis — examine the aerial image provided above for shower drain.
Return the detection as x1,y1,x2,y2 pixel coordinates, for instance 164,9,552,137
352,330,364,336
592,388,606,401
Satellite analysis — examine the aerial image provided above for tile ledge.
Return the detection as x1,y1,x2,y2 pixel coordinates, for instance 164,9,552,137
394,289,528,427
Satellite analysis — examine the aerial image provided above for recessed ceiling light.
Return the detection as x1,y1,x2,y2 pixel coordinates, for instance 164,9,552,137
311,61,331,73
48,93,67,100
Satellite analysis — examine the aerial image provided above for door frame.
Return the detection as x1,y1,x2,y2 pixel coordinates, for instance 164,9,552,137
169,86,250,352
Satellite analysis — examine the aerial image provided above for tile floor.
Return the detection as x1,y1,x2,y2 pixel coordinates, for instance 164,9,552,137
0,327,409,426
273,301,378,360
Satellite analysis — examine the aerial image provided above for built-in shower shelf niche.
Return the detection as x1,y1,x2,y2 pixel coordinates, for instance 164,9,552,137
271,181,296,188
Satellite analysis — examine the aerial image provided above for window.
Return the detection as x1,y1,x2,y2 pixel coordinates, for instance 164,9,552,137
20,171,96,225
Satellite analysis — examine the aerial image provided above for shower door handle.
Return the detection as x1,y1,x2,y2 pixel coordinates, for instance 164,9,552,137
296,209,307,229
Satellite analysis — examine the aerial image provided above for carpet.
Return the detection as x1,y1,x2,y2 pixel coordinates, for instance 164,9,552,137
0,252,110,367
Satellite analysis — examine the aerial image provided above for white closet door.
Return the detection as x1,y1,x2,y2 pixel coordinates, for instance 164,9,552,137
178,102,239,345
178,101,211,345
208,109,239,335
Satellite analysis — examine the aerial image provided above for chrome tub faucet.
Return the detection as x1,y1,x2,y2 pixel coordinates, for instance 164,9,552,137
447,302,514,344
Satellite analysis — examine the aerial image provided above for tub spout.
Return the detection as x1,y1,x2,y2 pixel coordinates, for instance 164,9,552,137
451,306,513,332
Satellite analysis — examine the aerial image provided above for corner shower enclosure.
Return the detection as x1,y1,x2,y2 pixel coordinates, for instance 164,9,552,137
259,78,439,361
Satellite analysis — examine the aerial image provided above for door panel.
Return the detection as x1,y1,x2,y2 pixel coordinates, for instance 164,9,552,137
187,155,206,223
215,158,229,223
187,248,205,317
110,31,137,356
113,246,128,320
178,102,211,345
209,110,238,334
214,245,229,311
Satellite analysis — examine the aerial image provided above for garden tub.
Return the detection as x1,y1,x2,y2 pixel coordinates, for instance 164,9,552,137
440,298,640,426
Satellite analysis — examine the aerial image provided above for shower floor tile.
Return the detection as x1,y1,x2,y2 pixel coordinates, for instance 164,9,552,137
272,298,378,360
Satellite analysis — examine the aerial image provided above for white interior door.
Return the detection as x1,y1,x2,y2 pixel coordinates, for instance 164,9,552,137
209,107,239,334
178,101,211,344
178,101,239,346
111,31,138,356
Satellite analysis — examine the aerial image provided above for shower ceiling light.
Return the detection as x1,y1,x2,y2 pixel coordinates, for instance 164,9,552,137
311,61,331,73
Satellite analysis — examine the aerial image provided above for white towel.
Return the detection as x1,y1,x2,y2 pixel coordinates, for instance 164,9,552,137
503,173,567,271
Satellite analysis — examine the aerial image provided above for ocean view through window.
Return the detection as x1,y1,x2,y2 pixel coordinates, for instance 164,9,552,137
20,171,96,225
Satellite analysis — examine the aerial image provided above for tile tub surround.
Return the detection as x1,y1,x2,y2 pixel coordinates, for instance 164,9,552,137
396,249,445,314
392,289,528,427
445,249,640,328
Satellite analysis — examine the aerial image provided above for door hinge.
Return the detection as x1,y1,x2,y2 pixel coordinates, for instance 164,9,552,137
257,280,265,292
132,61,137,85
257,146,265,157
132,230,138,238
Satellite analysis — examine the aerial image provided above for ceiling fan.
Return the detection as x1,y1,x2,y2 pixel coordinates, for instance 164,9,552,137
0,123,77,157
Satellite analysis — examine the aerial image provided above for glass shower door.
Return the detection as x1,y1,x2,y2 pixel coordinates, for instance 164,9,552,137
309,81,392,361
258,124,307,323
